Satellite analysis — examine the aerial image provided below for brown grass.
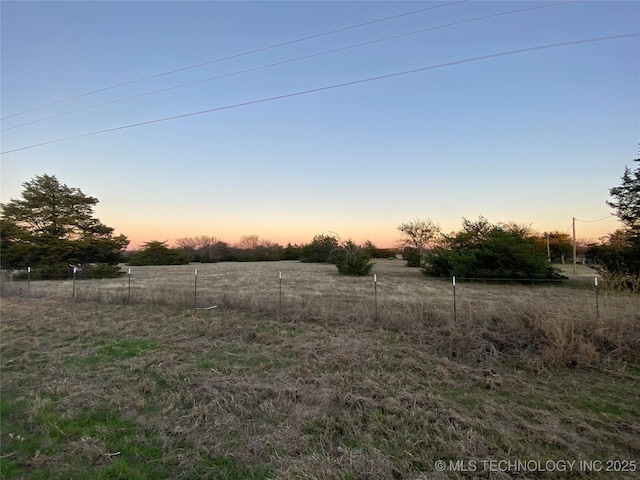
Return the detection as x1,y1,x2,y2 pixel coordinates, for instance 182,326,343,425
2,259,638,369
1,296,639,479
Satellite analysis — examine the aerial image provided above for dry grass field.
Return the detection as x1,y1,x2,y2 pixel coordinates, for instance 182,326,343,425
1,260,639,479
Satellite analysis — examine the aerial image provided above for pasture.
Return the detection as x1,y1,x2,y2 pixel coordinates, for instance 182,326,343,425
1,260,639,478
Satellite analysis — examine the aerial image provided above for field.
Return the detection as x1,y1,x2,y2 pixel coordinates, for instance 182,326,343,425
1,260,639,479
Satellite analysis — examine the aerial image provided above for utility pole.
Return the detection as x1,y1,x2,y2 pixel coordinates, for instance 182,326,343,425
546,232,551,263
572,217,577,275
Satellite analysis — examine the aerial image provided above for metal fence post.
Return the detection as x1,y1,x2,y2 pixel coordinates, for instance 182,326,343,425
128,268,132,303
452,276,457,323
594,277,599,319
27,266,31,293
279,271,282,314
374,273,378,320
73,266,77,299
194,268,198,308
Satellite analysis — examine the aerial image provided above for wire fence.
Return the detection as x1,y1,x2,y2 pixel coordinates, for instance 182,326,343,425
1,261,635,326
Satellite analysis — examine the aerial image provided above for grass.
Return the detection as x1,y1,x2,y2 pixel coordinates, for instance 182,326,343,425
1,286,639,479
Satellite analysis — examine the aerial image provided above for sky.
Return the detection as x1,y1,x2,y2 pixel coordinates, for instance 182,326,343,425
1,0,638,249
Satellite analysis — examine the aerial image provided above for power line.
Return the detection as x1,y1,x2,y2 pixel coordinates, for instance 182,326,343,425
1,0,583,133
2,32,637,156
575,215,615,222
0,0,465,121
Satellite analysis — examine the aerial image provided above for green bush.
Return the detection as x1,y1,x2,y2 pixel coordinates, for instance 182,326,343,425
422,217,564,280
300,235,339,263
363,240,396,259
402,247,422,267
127,241,188,266
333,241,373,276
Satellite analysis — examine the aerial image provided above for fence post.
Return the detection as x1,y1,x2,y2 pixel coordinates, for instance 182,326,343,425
128,268,132,303
279,271,282,315
194,268,198,308
73,266,77,299
452,276,457,323
27,266,31,293
374,273,378,320
594,276,599,319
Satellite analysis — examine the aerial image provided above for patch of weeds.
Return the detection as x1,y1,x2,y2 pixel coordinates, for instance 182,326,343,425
0,395,46,477
578,397,625,416
198,359,214,370
267,445,287,458
257,323,304,338
182,454,273,480
200,344,290,374
85,338,156,364
98,339,156,360
2,397,168,479
433,385,486,411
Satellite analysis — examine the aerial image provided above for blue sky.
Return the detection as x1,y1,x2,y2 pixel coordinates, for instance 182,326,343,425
1,1,638,249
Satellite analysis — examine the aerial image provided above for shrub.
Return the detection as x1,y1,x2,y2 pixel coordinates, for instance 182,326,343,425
402,247,422,267
423,217,564,279
333,240,373,276
300,235,339,263
127,241,188,266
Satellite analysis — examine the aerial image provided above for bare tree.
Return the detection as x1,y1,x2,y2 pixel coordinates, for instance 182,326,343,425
397,218,441,266
237,234,261,250
174,237,199,262
195,235,219,257
175,237,198,250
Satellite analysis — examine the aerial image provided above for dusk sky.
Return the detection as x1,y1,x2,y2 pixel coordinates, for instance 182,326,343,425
1,1,638,249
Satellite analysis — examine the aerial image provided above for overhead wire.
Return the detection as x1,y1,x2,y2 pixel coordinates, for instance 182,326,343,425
0,0,465,121
1,0,584,133
2,32,636,156
575,215,615,222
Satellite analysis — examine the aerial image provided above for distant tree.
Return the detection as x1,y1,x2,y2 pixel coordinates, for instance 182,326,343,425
282,242,302,260
602,229,633,248
607,157,640,241
333,240,373,276
194,235,219,260
545,231,573,263
423,217,563,280
175,237,198,262
206,241,239,262
253,240,283,261
235,235,282,261
363,240,396,259
0,174,128,277
588,158,640,284
397,218,441,266
127,241,187,266
587,231,638,280
237,234,261,251
300,234,339,263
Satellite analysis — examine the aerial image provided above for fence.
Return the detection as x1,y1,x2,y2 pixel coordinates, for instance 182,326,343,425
1,261,635,326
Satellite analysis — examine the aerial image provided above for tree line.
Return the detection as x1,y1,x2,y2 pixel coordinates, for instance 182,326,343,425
1,158,638,285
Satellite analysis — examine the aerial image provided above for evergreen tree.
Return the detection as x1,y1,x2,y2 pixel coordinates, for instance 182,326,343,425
1,174,128,277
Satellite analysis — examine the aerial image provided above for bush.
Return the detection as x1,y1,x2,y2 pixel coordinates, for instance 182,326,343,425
402,247,422,267
423,217,564,279
362,240,396,259
127,241,188,266
282,243,302,260
300,235,339,263
333,240,373,276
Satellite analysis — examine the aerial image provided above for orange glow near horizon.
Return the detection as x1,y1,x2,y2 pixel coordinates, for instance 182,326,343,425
115,218,619,251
